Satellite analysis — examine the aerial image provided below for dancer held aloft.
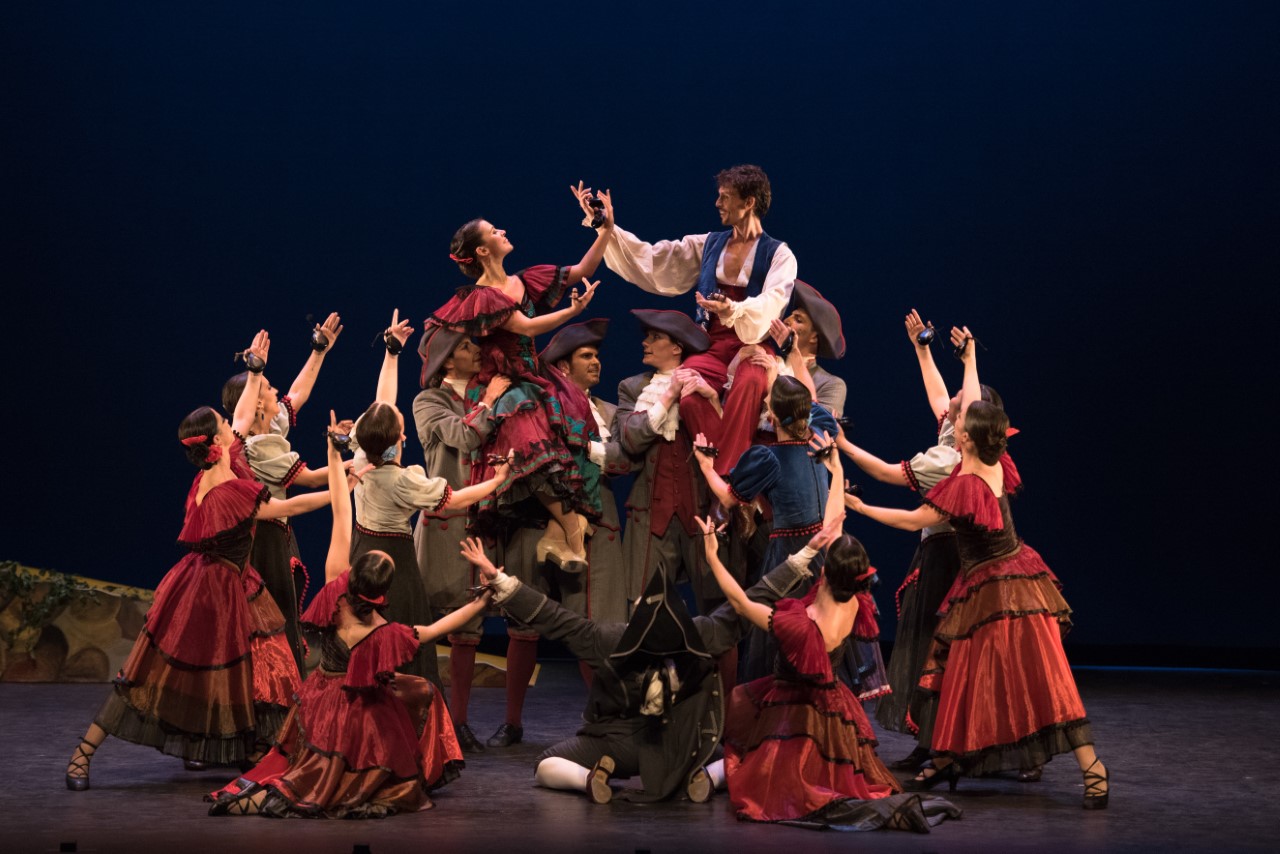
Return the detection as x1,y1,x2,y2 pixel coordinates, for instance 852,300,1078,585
207,411,483,818
836,309,1002,770
846,326,1109,809
350,310,510,690
65,331,331,790
221,311,346,673
456,527,820,805
694,515,961,832
427,201,609,571
586,166,797,474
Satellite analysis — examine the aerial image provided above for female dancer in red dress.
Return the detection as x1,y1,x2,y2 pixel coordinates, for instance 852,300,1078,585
692,452,960,831
208,412,485,818
425,188,610,569
846,327,1109,809
65,332,330,789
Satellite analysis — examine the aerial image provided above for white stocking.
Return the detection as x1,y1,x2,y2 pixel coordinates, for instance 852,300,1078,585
707,758,726,790
535,757,592,792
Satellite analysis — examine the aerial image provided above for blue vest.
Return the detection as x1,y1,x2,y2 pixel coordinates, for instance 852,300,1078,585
695,230,782,326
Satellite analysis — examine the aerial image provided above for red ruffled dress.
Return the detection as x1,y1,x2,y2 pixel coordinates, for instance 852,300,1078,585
243,571,463,818
427,265,601,537
94,442,301,764
919,454,1093,774
724,592,960,831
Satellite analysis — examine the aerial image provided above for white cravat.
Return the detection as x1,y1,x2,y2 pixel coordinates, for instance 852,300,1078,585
635,370,679,441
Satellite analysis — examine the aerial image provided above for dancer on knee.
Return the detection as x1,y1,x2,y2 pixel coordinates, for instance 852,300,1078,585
207,411,487,818
221,311,345,673
695,514,961,831
846,326,1109,809
457,528,823,805
66,331,329,790
350,310,509,691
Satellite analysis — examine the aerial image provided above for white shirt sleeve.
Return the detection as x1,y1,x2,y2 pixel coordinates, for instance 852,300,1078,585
603,226,707,296
722,241,798,344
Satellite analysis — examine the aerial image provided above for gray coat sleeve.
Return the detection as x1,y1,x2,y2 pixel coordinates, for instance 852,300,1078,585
412,388,494,453
498,579,624,667
694,556,814,656
617,375,663,457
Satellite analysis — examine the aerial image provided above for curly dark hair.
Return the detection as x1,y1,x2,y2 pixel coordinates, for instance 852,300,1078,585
716,164,772,219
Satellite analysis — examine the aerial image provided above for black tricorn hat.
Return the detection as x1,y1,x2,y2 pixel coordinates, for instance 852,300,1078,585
539,318,609,367
789,280,846,360
610,568,710,666
418,323,466,389
630,309,711,356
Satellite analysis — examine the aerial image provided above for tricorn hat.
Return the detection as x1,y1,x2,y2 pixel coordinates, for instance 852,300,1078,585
418,323,467,388
630,309,710,356
539,318,610,367
788,280,846,360
611,568,711,665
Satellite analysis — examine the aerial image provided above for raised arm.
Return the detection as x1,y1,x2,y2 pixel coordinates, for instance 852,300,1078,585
845,492,946,532
499,279,598,337
439,456,511,510
415,591,492,643
952,325,981,413
693,434,738,510
564,183,615,284
324,410,352,582
835,431,912,487
811,429,847,527
256,488,332,521
695,517,772,631
376,309,414,406
906,310,951,420
286,311,343,411
231,330,269,437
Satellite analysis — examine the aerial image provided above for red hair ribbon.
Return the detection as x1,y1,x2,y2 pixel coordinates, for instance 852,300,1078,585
1006,427,1020,438
449,253,475,264
854,564,877,582
180,435,208,446
358,593,386,605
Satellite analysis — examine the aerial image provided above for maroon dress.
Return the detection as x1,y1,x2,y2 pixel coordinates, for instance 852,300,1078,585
235,571,464,818
919,454,1093,774
94,442,301,764
428,265,601,538
724,592,960,831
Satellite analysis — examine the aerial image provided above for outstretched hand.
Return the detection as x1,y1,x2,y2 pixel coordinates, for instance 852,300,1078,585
807,513,846,551
245,329,270,366
387,308,415,348
570,278,599,314
316,312,344,349
905,309,931,347
459,537,502,582
694,515,725,559
694,291,733,322
808,429,839,472
950,325,974,362
843,480,866,514
692,432,718,467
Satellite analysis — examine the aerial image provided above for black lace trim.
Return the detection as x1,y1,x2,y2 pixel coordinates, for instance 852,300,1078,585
934,606,1073,643
429,302,516,336
120,629,251,673
942,565,1052,607
933,717,1093,767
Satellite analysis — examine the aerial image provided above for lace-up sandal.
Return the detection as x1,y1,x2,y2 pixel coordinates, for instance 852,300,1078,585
65,738,98,791
1082,758,1109,810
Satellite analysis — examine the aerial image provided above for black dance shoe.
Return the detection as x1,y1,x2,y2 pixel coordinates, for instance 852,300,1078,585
890,746,932,771
455,723,485,754
1082,757,1109,810
183,759,210,772
486,723,524,748
903,760,960,793
1017,765,1043,783
588,755,616,804
65,739,95,791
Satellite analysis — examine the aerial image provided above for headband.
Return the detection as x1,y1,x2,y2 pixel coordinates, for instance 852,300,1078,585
180,435,208,447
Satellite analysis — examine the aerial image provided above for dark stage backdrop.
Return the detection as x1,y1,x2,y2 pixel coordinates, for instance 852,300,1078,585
3,2,1276,654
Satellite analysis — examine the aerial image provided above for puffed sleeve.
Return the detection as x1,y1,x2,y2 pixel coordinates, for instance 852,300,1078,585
808,402,838,438
275,397,296,434
728,445,781,504
429,284,518,336
177,479,270,545
300,571,350,631
923,470,1004,530
344,623,421,691
392,465,452,513
517,264,572,311
769,598,833,684
901,444,961,494
243,434,306,489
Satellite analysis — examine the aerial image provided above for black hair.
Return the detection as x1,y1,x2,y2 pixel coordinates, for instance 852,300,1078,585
450,218,487,280
346,551,395,621
355,402,401,466
221,372,249,417
178,406,221,470
964,399,1010,465
769,376,812,438
980,384,1003,411
824,534,872,603
716,164,772,218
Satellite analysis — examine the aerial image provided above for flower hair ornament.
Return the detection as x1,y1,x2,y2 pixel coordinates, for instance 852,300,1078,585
205,445,225,464
180,435,209,447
